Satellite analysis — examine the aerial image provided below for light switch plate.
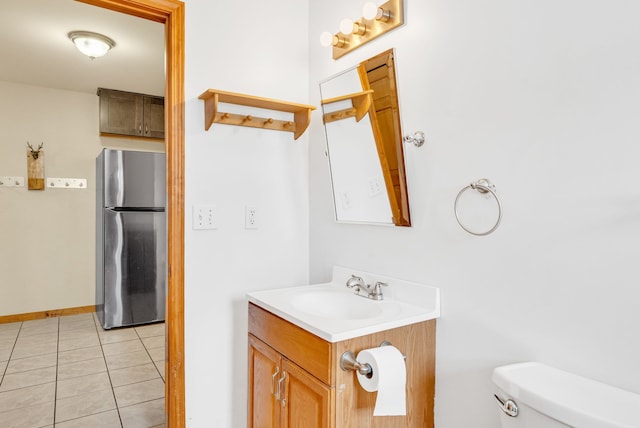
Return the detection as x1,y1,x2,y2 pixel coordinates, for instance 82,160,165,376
0,176,24,187
193,205,217,230
47,178,87,189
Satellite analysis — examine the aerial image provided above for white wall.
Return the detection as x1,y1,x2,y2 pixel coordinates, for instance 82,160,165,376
0,81,162,317
308,1,640,427
183,0,309,426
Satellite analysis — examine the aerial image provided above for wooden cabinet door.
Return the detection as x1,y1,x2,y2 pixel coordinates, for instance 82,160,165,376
248,335,281,428
281,359,333,428
143,96,165,139
99,89,144,136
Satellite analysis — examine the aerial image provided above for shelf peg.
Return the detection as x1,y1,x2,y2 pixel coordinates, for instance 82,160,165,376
221,113,229,120
264,118,274,125
244,115,253,122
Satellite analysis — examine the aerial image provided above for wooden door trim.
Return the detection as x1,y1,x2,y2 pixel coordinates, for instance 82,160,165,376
76,0,185,426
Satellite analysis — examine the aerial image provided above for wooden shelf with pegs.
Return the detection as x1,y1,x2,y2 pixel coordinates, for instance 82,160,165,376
198,89,316,140
321,90,373,124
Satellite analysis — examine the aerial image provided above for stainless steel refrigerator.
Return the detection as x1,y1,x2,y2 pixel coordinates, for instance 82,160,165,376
96,149,166,329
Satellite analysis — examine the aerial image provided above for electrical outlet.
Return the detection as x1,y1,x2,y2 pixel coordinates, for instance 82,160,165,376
245,206,258,229
193,205,217,230
368,176,383,197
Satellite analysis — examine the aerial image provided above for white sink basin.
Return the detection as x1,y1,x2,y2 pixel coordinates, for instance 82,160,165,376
289,289,385,320
247,266,440,342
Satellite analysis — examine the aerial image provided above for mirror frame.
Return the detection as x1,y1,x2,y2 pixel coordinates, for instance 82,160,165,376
358,49,410,226
321,48,411,226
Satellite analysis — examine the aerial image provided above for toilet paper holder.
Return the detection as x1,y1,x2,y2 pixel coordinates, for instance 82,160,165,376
340,341,406,378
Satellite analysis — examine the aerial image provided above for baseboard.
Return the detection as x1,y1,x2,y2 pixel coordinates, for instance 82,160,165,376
0,305,96,324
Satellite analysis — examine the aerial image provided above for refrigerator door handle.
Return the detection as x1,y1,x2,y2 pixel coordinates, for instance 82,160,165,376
107,207,165,212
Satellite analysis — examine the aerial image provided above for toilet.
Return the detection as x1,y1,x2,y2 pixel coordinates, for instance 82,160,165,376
492,362,640,428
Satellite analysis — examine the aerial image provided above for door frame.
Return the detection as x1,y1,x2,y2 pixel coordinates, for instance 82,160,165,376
77,0,185,426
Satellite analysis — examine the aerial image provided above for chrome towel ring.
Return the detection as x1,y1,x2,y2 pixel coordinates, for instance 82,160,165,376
454,178,502,236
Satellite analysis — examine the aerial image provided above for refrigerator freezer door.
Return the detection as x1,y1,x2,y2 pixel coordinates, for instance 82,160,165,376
103,149,166,209
100,209,166,329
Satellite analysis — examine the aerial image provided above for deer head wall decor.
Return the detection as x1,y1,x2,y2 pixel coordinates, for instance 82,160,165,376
27,142,44,160
26,142,45,190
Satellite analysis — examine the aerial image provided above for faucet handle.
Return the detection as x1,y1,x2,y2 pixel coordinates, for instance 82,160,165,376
372,281,388,294
367,282,388,300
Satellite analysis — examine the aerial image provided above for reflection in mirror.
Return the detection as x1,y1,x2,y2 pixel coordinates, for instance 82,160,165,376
320,49,410,226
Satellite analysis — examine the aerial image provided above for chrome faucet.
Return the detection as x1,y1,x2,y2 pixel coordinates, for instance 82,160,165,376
345,275,388,300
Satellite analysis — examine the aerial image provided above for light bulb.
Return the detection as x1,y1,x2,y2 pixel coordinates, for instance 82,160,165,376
362,2,379,20
320,31,334,47
339,18,354,35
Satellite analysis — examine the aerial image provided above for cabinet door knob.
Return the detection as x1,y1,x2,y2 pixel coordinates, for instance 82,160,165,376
145,124,149,135
138,122,142,134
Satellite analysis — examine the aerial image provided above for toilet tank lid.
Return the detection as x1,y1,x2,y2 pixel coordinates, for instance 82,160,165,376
492,362,640,428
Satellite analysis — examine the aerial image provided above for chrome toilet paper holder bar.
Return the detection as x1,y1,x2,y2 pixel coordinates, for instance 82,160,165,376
340,341,406,378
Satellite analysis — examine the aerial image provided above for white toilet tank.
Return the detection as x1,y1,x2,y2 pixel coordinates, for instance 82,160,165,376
492,362,640,428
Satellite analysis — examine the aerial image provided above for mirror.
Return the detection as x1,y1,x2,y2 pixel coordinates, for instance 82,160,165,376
320,49,411,226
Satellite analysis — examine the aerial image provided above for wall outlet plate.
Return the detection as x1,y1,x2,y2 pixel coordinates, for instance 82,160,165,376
0,176,24,187
245,206,258,229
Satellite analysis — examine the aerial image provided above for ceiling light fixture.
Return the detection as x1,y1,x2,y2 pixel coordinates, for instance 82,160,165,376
68,31,115,60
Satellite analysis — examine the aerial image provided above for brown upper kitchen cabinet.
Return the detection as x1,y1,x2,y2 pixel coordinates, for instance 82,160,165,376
98,88,165,140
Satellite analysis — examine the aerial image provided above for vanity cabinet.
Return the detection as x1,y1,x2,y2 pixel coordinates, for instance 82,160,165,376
248,335,332,427
97,88,165,140
247,303,436,428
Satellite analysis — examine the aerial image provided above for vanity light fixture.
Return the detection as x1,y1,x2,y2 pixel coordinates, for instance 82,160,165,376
68,31,115,60
319,0,403,60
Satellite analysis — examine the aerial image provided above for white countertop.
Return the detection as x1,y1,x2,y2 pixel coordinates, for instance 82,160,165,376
247,266,440,342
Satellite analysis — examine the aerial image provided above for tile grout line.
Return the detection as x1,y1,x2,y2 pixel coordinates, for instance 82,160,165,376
129,325,166,428
135,326,165,381
93,313,125,428
0,321,22,416
53,317,60,426
0,321,22,387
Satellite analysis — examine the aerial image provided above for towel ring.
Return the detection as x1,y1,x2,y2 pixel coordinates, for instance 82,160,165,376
454,178,502,236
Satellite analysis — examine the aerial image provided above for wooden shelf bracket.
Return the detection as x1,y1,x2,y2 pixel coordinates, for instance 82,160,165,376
198,89,316,140
321,90,373,124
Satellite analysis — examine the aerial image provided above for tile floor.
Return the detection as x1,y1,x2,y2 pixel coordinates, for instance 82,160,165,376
0,313,165,428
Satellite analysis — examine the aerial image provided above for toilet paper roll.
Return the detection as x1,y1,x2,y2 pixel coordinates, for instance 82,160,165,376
356,345,407,416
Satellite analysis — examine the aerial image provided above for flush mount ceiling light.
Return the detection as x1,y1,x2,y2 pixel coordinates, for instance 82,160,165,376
68,31,115,60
